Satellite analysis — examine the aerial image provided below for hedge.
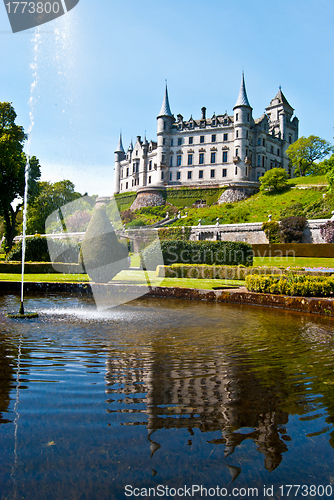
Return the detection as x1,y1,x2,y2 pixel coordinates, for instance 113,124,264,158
7,236,81,263
141,240,253,270
253,243,334,258
245,274,334,297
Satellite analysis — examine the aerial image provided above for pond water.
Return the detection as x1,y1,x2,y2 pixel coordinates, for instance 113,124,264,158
0,293,334,500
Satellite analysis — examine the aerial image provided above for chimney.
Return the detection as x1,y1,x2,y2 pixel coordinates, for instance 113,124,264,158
201,107,206,120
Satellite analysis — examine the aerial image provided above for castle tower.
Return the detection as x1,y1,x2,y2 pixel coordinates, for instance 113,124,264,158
233,73,253,181
114,133,125,194
157,84,174,185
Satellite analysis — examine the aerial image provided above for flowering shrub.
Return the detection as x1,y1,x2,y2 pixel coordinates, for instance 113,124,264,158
320,220,334,243
246,273,334,297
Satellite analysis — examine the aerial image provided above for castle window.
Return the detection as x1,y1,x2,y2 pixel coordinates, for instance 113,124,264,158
162,154,165,163
161,171,164,180
179,124,182,130
270,162,273,169
178,138,182,146
262,156,265,167
121,169,123,178
223,151,227,163
212,119,216,126
126,182,128,189
211,134,216,142
222,168,227,177
126,167,129,176
188,154,193,166
189,122,193,128
187,171,192,180
236,130,239,138
224,118,228,125
170,156,173,167
199,170,204,179
177,171,181,180
133,164,136,173
235,166,238,175
277,148,280,156
189,136,193,144
136,162,139,172
171,139,174,146
236,113,239,121
136,150,138,156
289,135,292,144
149,161,152,171
245,167,248,176
177,155,182,166
247,113,250,121
236,148,239,157
257,155,260,166
210,169,215,178
164,122,166,130
211,152,216,163
132,179,134,186
199,153,204,164
246,131,249,139
148,176,151,184
258,138,261,146
223,133,228,141
262,138,266,147
163,138,166,145
271,146,274,154
200,135,205,143
170,172,172,181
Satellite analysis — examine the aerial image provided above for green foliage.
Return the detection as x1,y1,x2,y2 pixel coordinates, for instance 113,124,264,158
246,273,334,297
114,192,137,212
27,180,83,234
163,187,224,208
286,135,333,177
6,236,81,263
80,207,128,283
126,218,147,228
259,168,289,192
279,216,306,243
0,102,41,251
261,221,280,243
280,202,304,218
159,240,253,267
158,227,192,241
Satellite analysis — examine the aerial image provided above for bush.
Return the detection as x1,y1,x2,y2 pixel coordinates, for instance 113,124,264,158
259,168,289,192
6,236,81,263
246,273,334,297
80,207,129,283
261,221,280,243
279,216,306,243
141,240,253,269
320,220,334,243
158,227,192,241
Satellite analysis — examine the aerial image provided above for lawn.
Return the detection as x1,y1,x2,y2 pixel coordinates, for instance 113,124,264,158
253,256,334,269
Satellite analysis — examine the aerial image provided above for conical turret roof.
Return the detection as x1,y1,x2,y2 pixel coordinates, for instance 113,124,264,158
234,72,251,108
115,133,125,153
158,84,173,117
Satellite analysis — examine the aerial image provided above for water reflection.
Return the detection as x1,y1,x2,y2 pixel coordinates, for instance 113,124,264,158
0,294,334,499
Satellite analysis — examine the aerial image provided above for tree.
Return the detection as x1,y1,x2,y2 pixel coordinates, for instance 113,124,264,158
286,135,333,177
0,102,41,251
259,168,289,192
27,180,83,234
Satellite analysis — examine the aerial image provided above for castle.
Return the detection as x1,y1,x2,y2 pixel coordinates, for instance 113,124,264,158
114,74,299,207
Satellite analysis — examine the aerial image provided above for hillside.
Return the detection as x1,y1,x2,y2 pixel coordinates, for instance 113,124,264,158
114,175,334,228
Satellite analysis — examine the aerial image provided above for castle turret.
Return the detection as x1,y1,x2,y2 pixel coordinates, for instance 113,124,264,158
157,84,174,185
114,133,125,194
233,73,253,181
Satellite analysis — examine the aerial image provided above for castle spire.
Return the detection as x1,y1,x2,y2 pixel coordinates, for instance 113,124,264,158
234,72,251,108
114,132,125,153
158,83,173,117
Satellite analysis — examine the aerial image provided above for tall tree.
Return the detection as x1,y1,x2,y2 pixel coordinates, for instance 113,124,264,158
286,135,333,177
0,102,41,251
27,180,83,234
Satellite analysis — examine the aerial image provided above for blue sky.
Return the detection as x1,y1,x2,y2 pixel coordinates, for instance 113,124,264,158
1,0,333,197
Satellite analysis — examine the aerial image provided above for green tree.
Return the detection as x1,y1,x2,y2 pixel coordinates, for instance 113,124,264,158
286,135,333,177
0,102,41,251
27,180,83,234
259,168,289,192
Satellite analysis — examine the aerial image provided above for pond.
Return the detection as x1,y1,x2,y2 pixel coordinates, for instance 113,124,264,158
0,293,334,499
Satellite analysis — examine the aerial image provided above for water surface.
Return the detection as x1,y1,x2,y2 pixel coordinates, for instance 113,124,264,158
0,294,334,499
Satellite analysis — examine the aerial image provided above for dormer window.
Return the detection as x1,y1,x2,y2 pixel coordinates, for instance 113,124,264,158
212,120,216,126
224,118,228,125
136,150,138,156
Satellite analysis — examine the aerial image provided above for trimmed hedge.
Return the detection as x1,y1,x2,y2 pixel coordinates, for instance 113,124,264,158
141,240,253,270
245,274,334,297
253,243,334,258
157,227,192,241
7,236,81,263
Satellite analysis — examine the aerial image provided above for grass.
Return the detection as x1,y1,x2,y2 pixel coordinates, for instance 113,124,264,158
0,271,243,289
287,174,328,186
253,256,334,269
